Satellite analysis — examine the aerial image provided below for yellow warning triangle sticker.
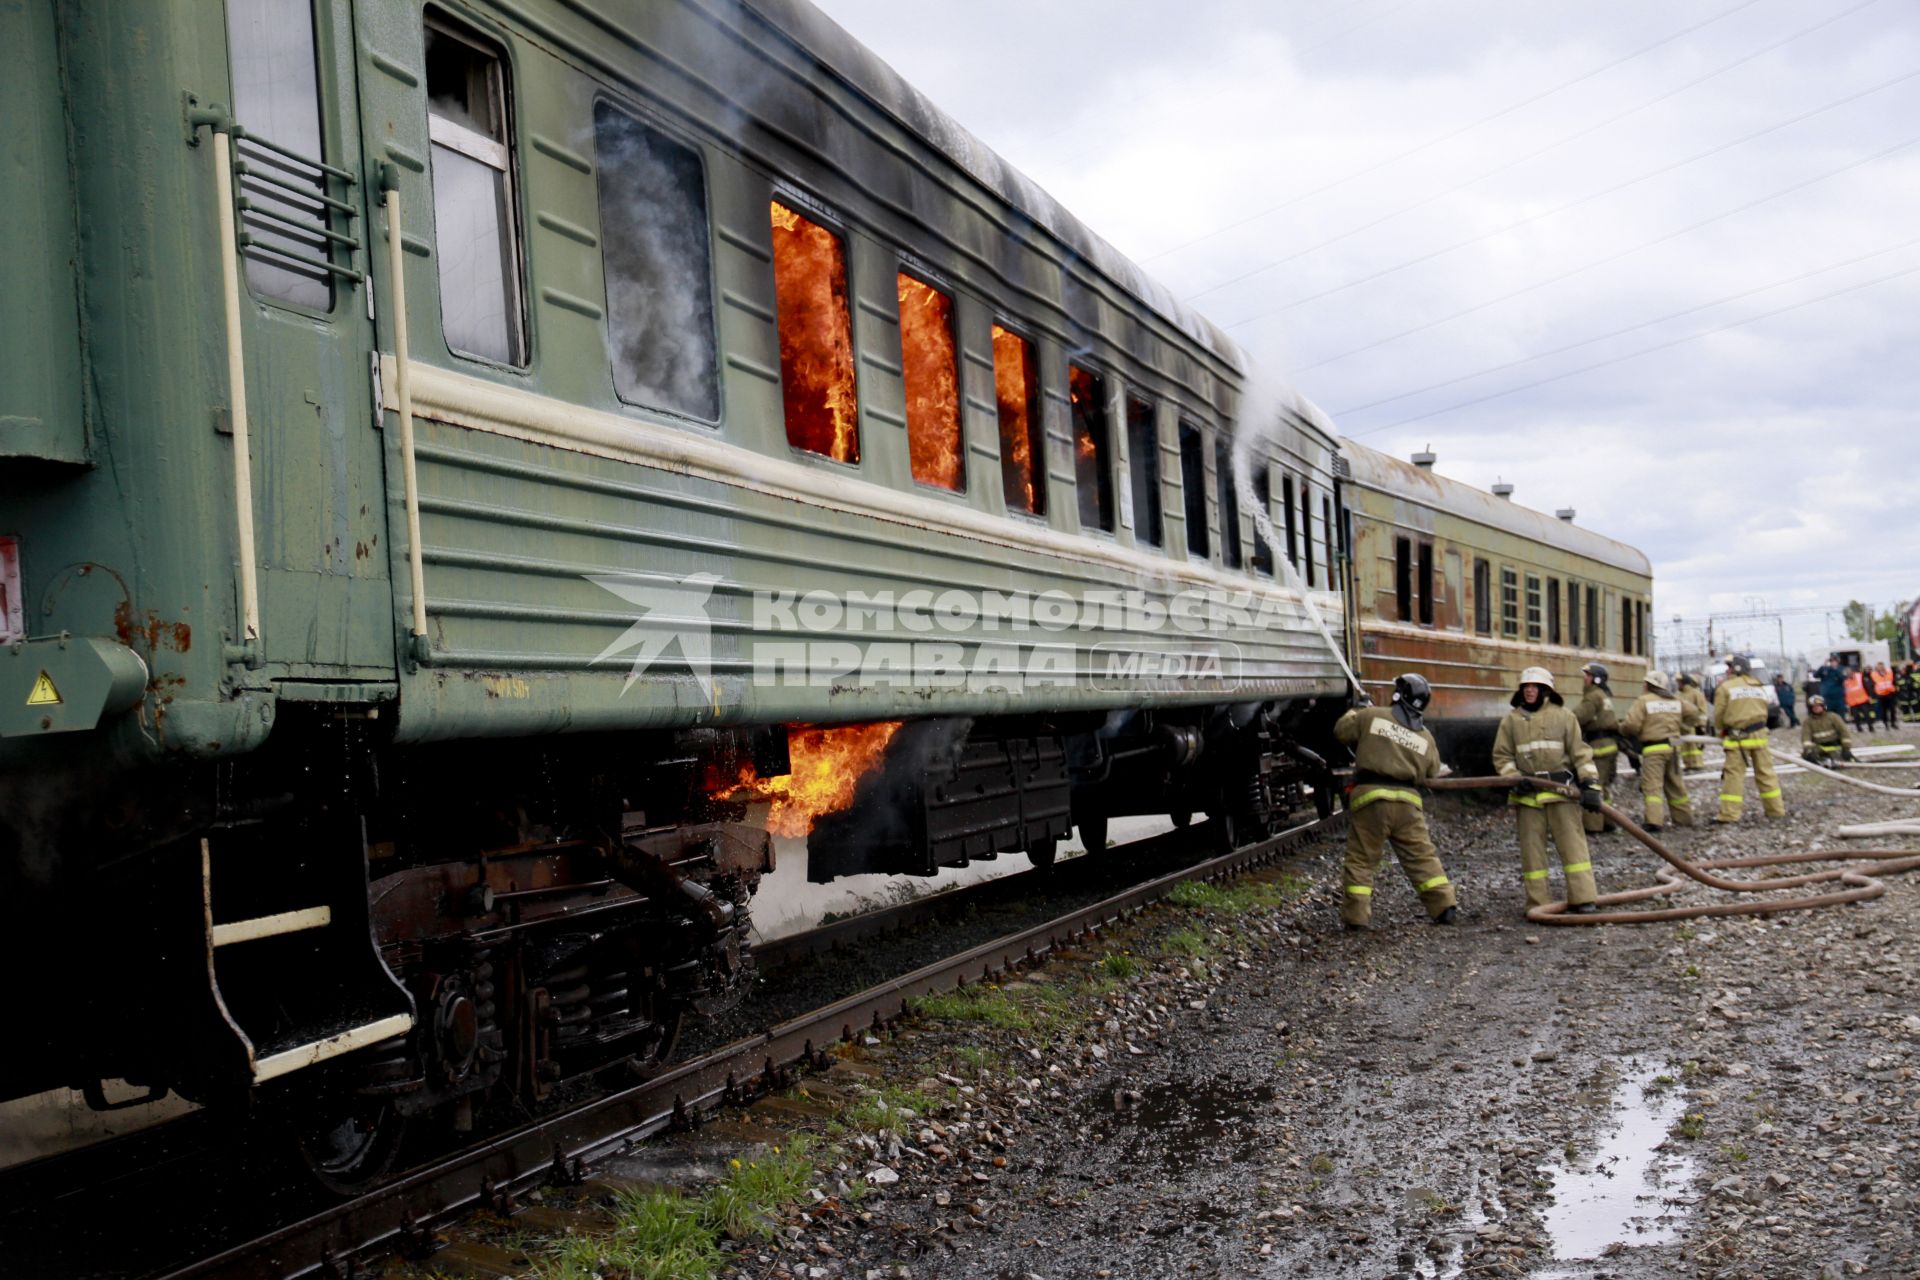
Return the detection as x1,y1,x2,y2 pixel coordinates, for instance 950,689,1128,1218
27,671,61,706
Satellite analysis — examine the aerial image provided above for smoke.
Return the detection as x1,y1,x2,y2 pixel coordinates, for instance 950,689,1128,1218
1227,374,1365,696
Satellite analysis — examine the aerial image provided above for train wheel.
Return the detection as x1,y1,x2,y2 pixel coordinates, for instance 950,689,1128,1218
1072,798,1109,856
1026,839,1058,869
1169,811,1191,828
294,1094,409,1195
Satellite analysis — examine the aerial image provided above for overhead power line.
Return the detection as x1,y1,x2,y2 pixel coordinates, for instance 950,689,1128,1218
1136,0,1769,264
1342,260,1920,436
1327,233,1920,416
1206,65,1920,318
1176,0,1886,306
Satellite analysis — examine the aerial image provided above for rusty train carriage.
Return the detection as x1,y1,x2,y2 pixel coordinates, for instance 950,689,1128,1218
1341,442,1653,764
0,0,1374,1185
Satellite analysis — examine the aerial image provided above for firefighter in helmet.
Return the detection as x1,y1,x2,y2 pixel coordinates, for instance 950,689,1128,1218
1332,674,1458,930
1712,654,1785,822
1677,673,1710,771
1621,670,1693,830
1799,694,1855,764
1573,661,1621,835
1493,667,1603,914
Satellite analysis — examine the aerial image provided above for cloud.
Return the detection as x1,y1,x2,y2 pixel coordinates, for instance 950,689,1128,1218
814,0,1920,657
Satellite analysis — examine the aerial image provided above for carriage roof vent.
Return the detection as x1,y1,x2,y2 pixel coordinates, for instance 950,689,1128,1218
1556,507,1576,522
1491,479,1515,499
1411,447,1436,469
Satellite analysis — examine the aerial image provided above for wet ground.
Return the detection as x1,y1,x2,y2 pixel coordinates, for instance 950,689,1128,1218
702,725,1920,1280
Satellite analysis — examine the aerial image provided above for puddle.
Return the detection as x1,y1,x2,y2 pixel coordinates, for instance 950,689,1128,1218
1534,1060,1697,1273
1080,1075,1275,1175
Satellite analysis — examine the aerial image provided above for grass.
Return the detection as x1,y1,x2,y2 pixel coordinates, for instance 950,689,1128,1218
1162,926,1212,958
911,987,1032,1030
1676,1112,1708,1140
1100,951,1139,979
1646,1073,1677,1093
844,1084,939,1138
1165,877,1295,913
1721,1144,1750,1163
528,1139,818,1280
951,1043,1002,1075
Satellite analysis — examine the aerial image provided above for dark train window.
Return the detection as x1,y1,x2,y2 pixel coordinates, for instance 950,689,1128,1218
1069,366,1114,532
1250,470,1273,576
1300,481,1316,589
1567,579,1581,646
1126,397,1161,547
1216,439,1243,569
991,324,1044,515
771,201,859,463
1473,559,1491,635
594,104,718,420
897,273,963,491
1547,578,1562,645
426,19,527,365
1525,573,1543,641
1394,536,1412,622
1586,585,1600,648
1500,567,1519,638
1281,476,1298,567
1324,496,1335,588
1639,601,1649,655
1179,422,1209,557
1417,540,1434,626
226,0,332,310
1621,597,1634,656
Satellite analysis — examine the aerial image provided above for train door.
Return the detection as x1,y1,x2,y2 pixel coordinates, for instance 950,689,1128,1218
222,0,396,680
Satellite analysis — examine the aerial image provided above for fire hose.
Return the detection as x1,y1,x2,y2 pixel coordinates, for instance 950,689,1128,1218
1419,775,1920,926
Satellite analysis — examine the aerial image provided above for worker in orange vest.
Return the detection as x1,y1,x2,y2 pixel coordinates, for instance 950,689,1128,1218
1843,667,1874,734
1870,662,1899,729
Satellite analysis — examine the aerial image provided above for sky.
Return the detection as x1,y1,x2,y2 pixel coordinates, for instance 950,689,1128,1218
810,0,1920,664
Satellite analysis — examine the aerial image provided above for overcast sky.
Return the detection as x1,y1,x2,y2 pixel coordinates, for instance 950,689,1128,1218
812,0,1920,663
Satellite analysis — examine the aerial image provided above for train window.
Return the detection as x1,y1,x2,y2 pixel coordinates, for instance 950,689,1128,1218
991,325,1044,515
1639,601,1649,655
1444,550,1463,630
1417,541,1434,626
1069,366,1115,532
1393,537,1412,622
1300,481,1315,589
1216,439,1243,569
1324,496,1336,588
1621,597,1634,657
1525,573,1543,641
1250,470,1274,576
594,104,719,420
426,19,528,365
1586,586,1600,649
1179,422,1209,557
771,201,859,463
1473,559,1492,635
1126,398,1161,547
1547,578,1562,646
1281,476,1298,567
1567,580,1581,646
897,273,963,490
1500,567,1519,639
226,0,333,311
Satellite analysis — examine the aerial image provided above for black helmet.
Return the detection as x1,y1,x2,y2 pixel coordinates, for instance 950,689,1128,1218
1727,654,1751,676
1392,673,1432,713
1581,661,1610,688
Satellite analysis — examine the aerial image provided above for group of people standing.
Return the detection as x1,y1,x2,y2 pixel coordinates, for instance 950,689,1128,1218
1331,655,1791,929
1810,657,1915,734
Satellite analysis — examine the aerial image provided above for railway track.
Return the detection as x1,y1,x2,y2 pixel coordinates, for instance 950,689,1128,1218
156,811,1336,1280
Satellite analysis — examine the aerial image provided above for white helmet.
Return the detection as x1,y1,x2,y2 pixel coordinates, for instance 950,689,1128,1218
1645,670,1675,696
1512,666,1563,706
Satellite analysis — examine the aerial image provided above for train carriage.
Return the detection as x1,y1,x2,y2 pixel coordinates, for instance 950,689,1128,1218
0,0,1356,1179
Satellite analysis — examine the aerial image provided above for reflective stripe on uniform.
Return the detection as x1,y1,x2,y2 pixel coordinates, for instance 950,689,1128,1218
1417,874,1450,892
1523,868,1550,881
1352,787,1423,810
1345,885,1372,896
1758,789,1782,800
1564,862,1592,874
1590,743,1618,756
1719,794,1744,804
1641,743,1672,753
1819,745,1841,753
1739,738,1768,749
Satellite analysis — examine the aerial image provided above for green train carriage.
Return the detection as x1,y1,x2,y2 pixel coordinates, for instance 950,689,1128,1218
0,0,1351,1177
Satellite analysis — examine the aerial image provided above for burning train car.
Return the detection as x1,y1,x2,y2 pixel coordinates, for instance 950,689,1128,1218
0,0,1358,1182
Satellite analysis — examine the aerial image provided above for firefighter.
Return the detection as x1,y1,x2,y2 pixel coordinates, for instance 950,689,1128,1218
1901,662,1920,718
1493,667,1603,914
1621,671,1693,830
1332,674,1457,930
1677,673,1710,771
1574,662,1622,835
1843,666,1873,734
1712,654,1785,822
1800,694,1856,764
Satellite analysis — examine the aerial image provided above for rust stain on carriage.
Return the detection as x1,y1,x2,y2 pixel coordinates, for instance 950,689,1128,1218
114,601,191,654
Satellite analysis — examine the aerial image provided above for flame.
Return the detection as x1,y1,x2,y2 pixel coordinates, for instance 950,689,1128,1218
715,722,903,839
898,274,963,491
770,201,859,463
991,324,1040,513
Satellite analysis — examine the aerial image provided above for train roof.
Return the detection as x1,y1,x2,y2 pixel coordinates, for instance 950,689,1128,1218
754,0,1336,444
1339,437,1653,577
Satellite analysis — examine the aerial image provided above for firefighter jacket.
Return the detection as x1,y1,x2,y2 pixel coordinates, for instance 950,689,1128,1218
1843,669,1869,708
1335,707,1440,810
1622,692,1687,746
1802,710,1853,757
1493,702,1598,806
1714,674,1774,733
1575,685,1621,740
1680,684,1710,734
